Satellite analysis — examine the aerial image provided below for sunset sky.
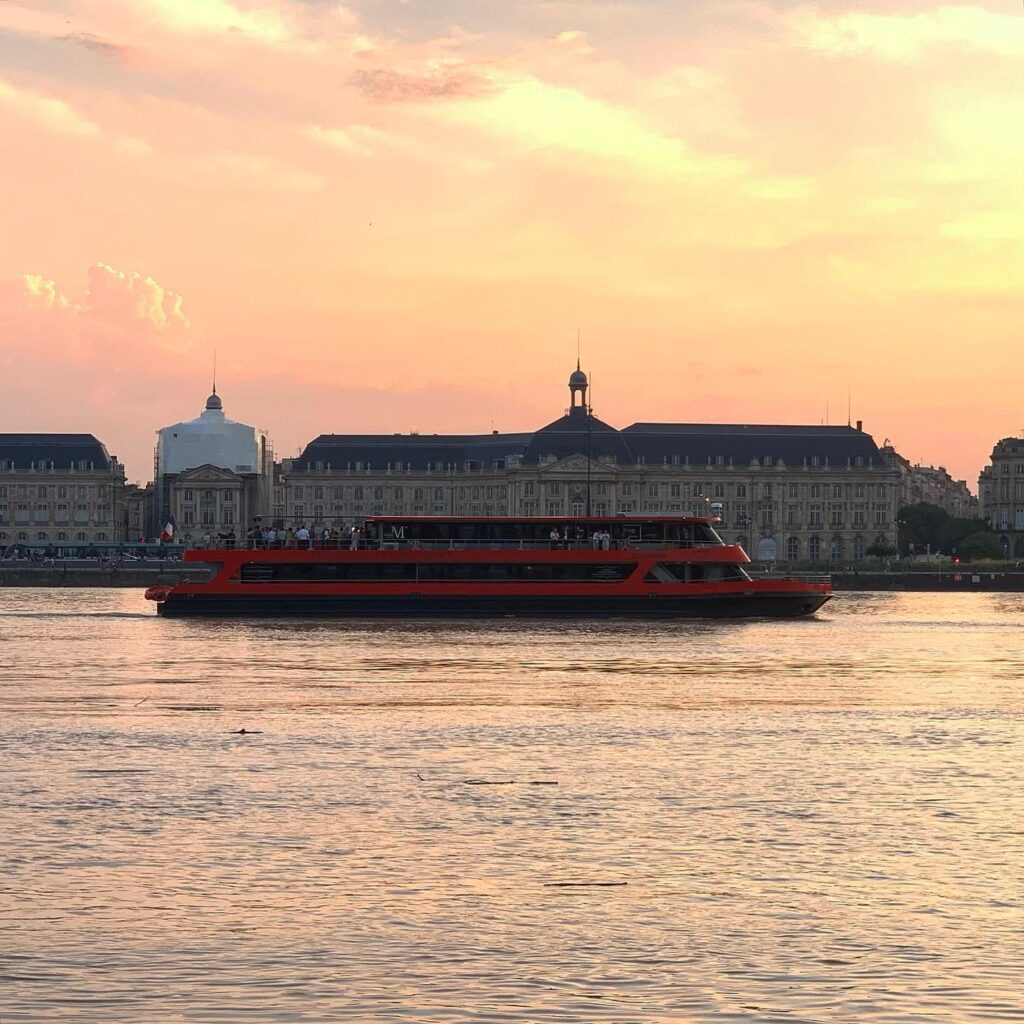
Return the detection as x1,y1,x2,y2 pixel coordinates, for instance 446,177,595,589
1,0,1021,484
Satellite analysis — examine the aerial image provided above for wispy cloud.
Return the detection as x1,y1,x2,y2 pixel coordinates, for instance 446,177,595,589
788,5,1024,61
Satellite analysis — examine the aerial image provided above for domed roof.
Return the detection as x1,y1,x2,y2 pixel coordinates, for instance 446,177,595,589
569,368,588,388
205,391,223,411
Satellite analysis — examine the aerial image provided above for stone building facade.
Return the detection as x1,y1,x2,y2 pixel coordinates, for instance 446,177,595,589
979,437,1024,557
155,388,274,541
0,434,128,545
881,446,977,519
280,368,901,563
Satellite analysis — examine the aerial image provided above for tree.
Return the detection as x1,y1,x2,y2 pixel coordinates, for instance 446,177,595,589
957,531,1002,561
897,502,990,557
865,542,897,565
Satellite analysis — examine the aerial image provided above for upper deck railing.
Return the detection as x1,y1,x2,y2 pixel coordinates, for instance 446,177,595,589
189,538,731,553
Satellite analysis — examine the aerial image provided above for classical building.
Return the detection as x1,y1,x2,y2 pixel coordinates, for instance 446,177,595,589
978,437,1024,556
881,446,978,518
155,387,274,543
0,434,128,545
280,367,900,563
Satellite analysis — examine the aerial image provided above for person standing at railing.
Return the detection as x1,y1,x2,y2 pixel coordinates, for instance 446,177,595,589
296,524,310,550
549,528,560,550
350,526,359,550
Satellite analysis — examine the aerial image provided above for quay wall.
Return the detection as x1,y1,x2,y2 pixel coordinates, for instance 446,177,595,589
0,566,209,588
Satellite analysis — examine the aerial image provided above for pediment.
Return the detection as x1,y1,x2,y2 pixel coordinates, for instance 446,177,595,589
176,464,244,482
540,454,614,475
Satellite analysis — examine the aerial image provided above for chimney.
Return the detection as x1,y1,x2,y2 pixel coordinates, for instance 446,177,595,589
855,420,863,431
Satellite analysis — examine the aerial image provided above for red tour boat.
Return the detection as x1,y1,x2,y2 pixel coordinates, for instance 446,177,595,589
146,515,831,618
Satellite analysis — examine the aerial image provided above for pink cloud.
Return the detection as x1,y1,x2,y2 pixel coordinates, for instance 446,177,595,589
351,64,498,103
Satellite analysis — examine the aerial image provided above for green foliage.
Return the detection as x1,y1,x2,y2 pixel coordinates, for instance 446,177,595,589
957,531,1003,561
897,502,989,556
865,542,897,561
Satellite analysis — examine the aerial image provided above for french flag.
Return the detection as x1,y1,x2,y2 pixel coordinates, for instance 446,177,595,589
160,516,175,542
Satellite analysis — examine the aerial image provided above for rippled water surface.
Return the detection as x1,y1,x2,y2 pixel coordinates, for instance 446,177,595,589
1,589,1022,1023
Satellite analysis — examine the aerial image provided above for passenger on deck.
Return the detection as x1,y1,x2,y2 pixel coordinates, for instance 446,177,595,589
549,528,561,550
296,525,311,549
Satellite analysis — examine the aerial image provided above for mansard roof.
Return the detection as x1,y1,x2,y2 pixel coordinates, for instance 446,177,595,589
525,409,634,464
298,432,534,470
620,423,886,467
296,419,886,470
0,433,116,471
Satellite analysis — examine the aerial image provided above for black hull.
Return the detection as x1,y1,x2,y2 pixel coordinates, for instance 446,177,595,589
157,591,830,619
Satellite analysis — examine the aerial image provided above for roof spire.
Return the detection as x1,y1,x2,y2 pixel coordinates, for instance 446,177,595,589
212,348,217,395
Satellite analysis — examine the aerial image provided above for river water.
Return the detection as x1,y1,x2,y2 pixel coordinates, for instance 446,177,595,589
0,589,1021,1023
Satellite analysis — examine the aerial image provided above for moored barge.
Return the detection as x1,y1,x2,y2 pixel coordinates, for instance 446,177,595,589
146,515,831,618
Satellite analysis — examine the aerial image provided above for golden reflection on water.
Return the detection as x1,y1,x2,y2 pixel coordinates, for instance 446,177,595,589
0,589,1022,1022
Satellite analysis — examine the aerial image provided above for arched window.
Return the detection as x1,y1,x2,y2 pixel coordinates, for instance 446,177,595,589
76,532,87,541
875,534,888,548
786,536,800,561
97,532,107,541
57,532,67,541
808,534,821,561
713,483,724,498
853,535,865,560
830,535,844,561
37,532,48,540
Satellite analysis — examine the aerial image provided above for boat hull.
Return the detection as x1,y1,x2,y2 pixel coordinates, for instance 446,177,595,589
157,590,830,619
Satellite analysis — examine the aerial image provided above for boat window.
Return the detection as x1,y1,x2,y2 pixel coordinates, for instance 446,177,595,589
239,561,638,583
643,562,750,583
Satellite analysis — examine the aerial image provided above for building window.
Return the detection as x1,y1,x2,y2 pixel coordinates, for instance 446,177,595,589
788,483,798,499
524,482,535,496
808,535,821,560
853,535,865,560
201,508,215,526
183,509,195,526
76,532,87,541
833,484,843,499
184,489,193,501
621,483,633,496
763,483,773,499
830,536,844,561
855,484,865,498
550,483,561,496
414,488,424,501
648,483,658,498
786,536,800,561
546,501,561,516
786,504,798,526
830,506,843,527
735,502,747,523
874,507,887,527
761,505,774,527
809,504,822,527
714,484,724,498
735,484,746,498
